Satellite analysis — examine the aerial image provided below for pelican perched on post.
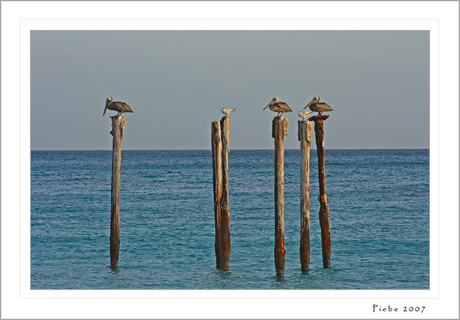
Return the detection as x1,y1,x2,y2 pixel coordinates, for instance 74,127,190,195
103,96,134,117
219,108,236,115
303,96,333,115
297,110,313,120
263,97,292,117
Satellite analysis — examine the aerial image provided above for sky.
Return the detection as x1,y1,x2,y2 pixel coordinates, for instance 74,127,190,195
31,30,429,150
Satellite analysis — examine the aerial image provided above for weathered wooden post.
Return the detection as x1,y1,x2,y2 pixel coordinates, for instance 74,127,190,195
110,116,126,269
298,120,313,272
211,121,222,269
311,115,331,268
220,116,231,270
272,116,289,277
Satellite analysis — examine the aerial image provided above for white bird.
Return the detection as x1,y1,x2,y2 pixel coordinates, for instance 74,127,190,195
303,96,333,115
297,111,313,120
263,97,292,117
219,108,236,115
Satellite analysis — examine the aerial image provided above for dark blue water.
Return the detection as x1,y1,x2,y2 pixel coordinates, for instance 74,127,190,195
31,149,429,289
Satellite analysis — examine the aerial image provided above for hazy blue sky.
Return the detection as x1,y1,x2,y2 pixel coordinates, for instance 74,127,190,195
31,30,429,150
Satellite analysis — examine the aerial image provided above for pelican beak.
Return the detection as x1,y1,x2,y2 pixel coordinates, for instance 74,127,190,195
304,97,316,109
263,103,270,111
103,101,108,116
219,108,222,111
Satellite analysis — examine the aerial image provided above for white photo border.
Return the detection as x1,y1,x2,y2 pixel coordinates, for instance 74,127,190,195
2,1,458,319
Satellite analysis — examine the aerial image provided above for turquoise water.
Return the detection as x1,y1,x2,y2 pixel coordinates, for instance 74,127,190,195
31,149,429,289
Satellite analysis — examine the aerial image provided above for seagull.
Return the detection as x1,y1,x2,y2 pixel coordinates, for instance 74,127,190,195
303,96,333,115
263,97,292,117
219,108,236,115
297,111,313,120
103,96,134,117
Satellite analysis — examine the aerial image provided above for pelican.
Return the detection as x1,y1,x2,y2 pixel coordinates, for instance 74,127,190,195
263,97,292,117
103,96,134,117
303,96,333,115
219,108,236,115
297,110,313,120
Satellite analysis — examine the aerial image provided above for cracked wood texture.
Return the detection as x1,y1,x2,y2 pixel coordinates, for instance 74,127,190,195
272,116,288,277
312,115,331,268
220,116,231,270
298,120,312,272
110,116,126,269
211,121,222,269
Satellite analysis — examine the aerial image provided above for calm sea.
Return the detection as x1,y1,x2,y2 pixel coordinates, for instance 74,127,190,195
31,149,429,289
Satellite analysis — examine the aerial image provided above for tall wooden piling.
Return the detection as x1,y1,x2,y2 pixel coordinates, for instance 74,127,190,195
110,116,126,269
311,115,331,268
211,121,222,269
298,120,313,272
220,116,231,270
272,116,289,277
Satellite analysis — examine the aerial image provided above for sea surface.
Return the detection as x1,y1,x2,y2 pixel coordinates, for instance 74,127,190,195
31,149,429,289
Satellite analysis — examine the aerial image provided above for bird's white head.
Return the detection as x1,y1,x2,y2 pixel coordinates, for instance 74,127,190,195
219,107,236,115
297,110,312,118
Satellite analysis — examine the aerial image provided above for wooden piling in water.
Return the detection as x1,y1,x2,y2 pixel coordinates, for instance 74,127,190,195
272,116,289,277
298,120,313,272
211,121,222,269
311,115,331,268
110,116,126,269
220,116,231,270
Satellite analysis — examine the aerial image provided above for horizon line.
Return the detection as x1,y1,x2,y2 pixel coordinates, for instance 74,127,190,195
31,147,430,152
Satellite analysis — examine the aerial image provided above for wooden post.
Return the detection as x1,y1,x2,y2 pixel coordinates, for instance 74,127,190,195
298,120,313,272
272,116,289,277
220,116,231,270
211,121,222,269
110,116,126,269
311,115,331,268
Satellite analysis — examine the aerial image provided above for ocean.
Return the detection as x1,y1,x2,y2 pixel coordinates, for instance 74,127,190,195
30,149,429,289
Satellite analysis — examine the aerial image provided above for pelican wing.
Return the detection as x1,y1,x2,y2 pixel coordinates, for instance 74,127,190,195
309,102,333,113
110,101,134,113
275,102,292,112
318,102,332,111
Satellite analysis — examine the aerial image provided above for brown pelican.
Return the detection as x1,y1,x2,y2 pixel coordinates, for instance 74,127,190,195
263,97,292,117
219,108,236,115
303,96,333,115
103,96,134,117
297,110,313,120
